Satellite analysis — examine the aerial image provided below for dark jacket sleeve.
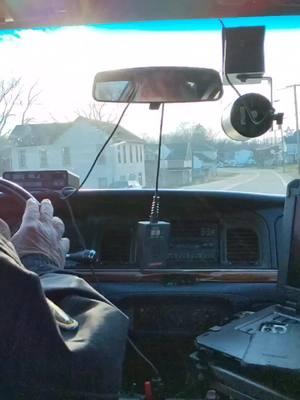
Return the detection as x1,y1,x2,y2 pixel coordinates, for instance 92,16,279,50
0,236,129,400
21,253,61,275
0,235,69,397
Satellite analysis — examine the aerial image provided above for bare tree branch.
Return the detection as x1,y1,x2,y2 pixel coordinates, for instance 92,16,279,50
76,101,116,123
0,78,41,135
0,78,20,105
20,81,41,125
0,81,21,133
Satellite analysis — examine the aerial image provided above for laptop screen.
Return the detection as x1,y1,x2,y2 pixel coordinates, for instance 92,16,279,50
287,196,300,289
279,180,300,303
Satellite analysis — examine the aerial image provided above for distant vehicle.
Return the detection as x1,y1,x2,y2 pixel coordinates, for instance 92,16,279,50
223,160,238,167
109,180,142,189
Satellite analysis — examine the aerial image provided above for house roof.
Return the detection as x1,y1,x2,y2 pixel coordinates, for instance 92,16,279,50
9,122,72,146
165,143,189,161
80,117,144,144
9,116,143,147
285,132,299,144
145,142,217,161
193,151,216,162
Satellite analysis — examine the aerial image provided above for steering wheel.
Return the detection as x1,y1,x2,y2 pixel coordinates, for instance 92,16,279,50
0,177,35,203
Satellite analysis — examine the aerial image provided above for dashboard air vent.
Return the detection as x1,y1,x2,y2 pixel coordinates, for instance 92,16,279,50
226,228,260,266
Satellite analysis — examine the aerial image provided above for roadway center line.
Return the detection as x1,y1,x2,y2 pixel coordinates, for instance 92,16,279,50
222,172,260,191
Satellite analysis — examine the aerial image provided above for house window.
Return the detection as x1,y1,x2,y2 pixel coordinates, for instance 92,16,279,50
139,146,143,162
129,145,133,163
62,147,71,166
40,149,48,168
97,145,106,165
135,145,139,162
123,145,127,163
117,147,122,163
18,150,26,168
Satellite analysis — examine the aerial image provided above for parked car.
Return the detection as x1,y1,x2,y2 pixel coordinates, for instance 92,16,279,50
109,180,142,189
247,158,256,166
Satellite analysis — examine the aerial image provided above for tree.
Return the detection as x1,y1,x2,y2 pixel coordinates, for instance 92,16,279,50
142,133,158,144
0,78,21,135
165,122,212,145
76,101,116,123
0,78,41,136
19,82,41,125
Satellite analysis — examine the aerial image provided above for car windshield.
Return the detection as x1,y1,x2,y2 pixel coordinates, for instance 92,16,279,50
0,16,299,194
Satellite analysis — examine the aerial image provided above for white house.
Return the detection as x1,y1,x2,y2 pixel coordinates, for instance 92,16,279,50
8,117,145,188
192,144,217,180
145,142,194,187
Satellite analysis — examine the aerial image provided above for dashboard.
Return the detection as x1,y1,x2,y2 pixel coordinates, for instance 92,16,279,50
1,188,284,337
62,190,282,271
0,189,283,271
75,211,270,269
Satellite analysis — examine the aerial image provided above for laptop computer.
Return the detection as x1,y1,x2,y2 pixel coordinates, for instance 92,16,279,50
196,179,300,371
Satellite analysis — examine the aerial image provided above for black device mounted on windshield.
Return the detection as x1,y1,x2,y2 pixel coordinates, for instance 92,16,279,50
222,26,266,85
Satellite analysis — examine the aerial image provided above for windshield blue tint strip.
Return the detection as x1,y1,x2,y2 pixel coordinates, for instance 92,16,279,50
0,15,300,40
222,15,300,30
88,15,300,31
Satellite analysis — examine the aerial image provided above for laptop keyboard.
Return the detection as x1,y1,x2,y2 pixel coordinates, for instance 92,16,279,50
238,311,300,334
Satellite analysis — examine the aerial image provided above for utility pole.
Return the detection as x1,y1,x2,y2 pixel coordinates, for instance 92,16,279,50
280,124,286,173
294,85,300,174
286,84,300,174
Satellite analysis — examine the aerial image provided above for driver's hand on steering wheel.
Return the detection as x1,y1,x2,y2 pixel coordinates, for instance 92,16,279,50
0,198,69,268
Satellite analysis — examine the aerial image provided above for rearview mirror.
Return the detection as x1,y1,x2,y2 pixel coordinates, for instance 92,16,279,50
93,67,223,103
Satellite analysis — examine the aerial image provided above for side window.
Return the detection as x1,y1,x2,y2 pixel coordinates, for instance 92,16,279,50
135,145,139,162
18,149,26,168
129,145,133,163
40,149,48,168
140,146,143,162
62,147,71,167
117,147,122,163
123,145,127,164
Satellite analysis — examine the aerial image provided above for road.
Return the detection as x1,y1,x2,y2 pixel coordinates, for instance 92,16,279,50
183,168,296,195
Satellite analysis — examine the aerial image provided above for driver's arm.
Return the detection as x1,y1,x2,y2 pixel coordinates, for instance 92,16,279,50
0,198,69,275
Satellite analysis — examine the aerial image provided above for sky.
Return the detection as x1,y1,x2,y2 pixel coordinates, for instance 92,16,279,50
0,16,300,141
